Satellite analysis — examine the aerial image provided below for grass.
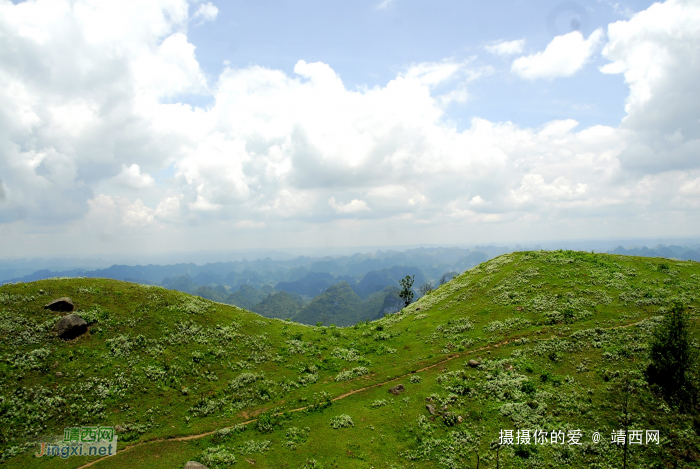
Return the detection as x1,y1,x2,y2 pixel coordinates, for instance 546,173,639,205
1,250,699,468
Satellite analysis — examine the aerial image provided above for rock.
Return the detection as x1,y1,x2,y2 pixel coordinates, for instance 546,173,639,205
184,462,208,469
505,364,514,371
55,372,63,377
426,404,436,415
468,359,480,368
55,314,87,340
115,425,126,433
457,415,463,423
442,405,448,411
45,297,74,312
425,397,433,402
388,384,405,395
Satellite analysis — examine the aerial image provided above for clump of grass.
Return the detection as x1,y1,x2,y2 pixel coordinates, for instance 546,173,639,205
284,426,310,450
200,446,237,468
335,366,369,382
370,399,389,408
329,414,354,429
238,439,272,454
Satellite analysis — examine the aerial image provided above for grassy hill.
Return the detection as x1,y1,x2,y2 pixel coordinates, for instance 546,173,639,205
1,251,699,468
253,292,305,319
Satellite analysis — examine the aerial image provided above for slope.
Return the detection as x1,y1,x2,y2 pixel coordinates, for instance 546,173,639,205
2,251,700,469
252,292,305,319
291,282,363,326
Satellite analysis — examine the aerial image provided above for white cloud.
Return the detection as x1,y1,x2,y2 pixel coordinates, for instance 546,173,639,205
512,29,604,79
401,59,493,104
485,39,525,56
154,195,182,221
86,194,157,229
122,199,155,227
328,197,370,214
236,220,266,228
679,177,700,196
601,0,700,140
375,0,395,9
510,174,588,206
469,195,485,206
113,164,155,189
1,0,700,251
192,2,218,25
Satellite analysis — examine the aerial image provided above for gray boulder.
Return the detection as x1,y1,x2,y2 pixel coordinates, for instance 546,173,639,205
45,297,74,312
56,314,87,339
467,359,480,368
184,462,208,469
388,384,405,395
426,404,436,415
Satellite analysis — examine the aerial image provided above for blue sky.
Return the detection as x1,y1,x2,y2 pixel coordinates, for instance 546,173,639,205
185,0,642,128
0,0,698,257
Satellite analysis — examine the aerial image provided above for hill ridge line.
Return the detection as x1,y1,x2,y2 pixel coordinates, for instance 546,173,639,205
75,317,650,469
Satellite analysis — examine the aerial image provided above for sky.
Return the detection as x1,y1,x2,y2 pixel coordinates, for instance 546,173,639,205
1,0,699,258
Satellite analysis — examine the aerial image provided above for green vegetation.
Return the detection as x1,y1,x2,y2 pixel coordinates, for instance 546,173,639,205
399,275,415,307
292,282,362,326
1,251,699,468
646,302,698,411
290,282,396,326
252,292,305,319
226,284,275,310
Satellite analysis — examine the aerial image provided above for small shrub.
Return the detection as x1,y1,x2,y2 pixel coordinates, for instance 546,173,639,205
335,367,369,382
238,439,272,454
200,446,237,468
284,426,310,450
521,381,536,394
442,412,458,427
410,374,422,384
370,399,389,408
257,412,277,433
330,414,354,429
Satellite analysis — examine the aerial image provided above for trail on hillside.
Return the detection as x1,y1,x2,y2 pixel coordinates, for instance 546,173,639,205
75,318,650,469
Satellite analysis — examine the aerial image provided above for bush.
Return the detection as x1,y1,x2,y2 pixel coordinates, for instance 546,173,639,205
399,275,415,307
257,411,278,433
200,446,237,468
335,367,369,382
370,399,389,408
646,302,698,411
330,414,354,429
442,412,458,427
521,381,536,395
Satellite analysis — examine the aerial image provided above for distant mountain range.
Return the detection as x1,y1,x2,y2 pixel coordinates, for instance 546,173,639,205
608,245,700,261
3,244,698,325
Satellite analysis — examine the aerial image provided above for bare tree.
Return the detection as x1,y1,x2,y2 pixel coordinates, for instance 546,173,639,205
419,282,433,297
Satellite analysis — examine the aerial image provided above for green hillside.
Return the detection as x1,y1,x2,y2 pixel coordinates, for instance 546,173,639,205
253,292,305,319
226,284,274,310
291,282,363,326
290,283,400,326
1,251,699,468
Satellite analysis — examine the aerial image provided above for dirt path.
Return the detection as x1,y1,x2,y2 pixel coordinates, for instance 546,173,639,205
76,318,650,468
